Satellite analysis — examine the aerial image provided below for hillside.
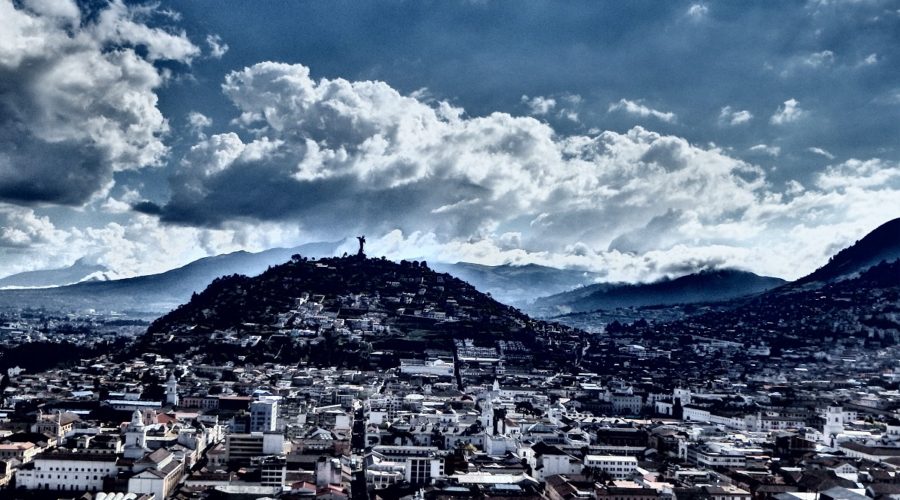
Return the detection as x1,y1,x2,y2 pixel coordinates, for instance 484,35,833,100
0,241,340,314
577,258,900,382
796,217,900,284
527,268,785,316
142,255,585,371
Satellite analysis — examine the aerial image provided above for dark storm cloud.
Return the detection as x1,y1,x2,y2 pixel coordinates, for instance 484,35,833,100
0,0,197,205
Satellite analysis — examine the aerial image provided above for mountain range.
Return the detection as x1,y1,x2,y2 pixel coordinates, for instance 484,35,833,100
531,217,900,318
0,257,113,289
428,262,601,306
0,247,601,314
0,241,341,314
0,217,898,318
525,268,786,317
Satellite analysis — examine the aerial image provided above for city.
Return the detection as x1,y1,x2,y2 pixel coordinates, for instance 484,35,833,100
2,0,900,499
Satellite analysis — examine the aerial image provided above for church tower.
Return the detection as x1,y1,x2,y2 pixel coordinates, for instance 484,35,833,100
822,405,844,446
166,372,178,407
123,410,149,459
480,396,495,436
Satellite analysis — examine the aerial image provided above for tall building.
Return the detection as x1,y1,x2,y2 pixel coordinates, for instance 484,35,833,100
250,397,279,432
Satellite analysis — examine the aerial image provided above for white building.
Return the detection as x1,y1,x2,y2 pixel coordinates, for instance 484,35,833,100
822,405,845,446
399,358,455,378
584,455,639,479
250,397,279,433
128,448,183,500
366,445,443,485
15,451,118,493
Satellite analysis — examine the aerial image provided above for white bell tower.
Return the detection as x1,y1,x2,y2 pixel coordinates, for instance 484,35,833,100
166,372,178,407
123,410,148,459
480,396,494,436
822,405,844,446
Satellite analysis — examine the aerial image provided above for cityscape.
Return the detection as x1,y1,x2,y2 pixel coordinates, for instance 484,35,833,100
2,1,900,500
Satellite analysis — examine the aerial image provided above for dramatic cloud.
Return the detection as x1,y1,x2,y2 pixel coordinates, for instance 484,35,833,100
770,99,805,125
0,204,65,249
123,62,900,282
815,159,900,190
2,2,899,284
608,99,677,123
0,207,305,280
143,63,765,253
0,0,198,205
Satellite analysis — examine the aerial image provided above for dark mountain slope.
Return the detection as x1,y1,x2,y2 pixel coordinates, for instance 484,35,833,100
528,268,785,316
796,217,900,284
576,258,900,382
143,255,585,370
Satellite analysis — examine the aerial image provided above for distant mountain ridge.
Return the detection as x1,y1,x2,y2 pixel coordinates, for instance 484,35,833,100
429,262,602,306
527,268,786,316
0,241,341,313
0,257,112,289
1,216,898,318
0,249,602,313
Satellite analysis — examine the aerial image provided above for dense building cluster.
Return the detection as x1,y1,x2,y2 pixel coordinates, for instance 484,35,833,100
0,324,899,500
0,256,896,499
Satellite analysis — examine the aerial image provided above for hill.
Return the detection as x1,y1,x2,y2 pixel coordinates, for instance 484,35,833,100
0,241,340,314
527,268,785,316
429,262,601,306
796,217,900,284
141,255,585,372
576,258,900,383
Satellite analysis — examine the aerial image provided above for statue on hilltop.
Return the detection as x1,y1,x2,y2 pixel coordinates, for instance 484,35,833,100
356,235,366,258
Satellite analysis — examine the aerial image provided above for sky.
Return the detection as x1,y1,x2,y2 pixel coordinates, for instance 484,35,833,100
1,0,899,283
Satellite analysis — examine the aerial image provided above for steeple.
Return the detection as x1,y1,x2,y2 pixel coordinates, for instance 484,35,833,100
481,397,494,436
124,410,148,459
166,372,178,407
129,409,145,429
